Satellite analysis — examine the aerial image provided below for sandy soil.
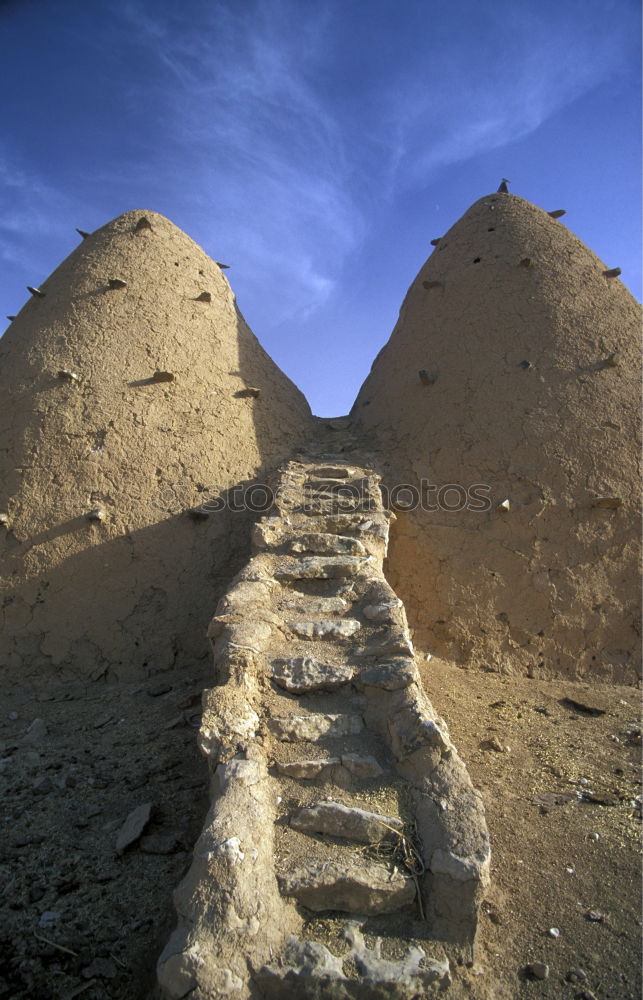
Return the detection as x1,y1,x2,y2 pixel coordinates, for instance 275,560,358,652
0,660,640,999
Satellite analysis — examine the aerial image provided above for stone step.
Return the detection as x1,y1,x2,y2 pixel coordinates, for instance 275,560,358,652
354,659,418,692
297,501,377,516
357,631,414,658
307,466,355,478
339,754,386,778
289,533,367,556
305,475,376,490
290,800,402,843
269,713,364,741
266,514,388,545
159,446,490,1000
253,516,386,552
256,931,451,998
275,758,342,779
301,493,376,510
277,857,416,914
281,596,350,615
275,556,374,580
272,657,356,693
286,619,361,640
362,599,402,622
299,514,381,531
275,754,384,781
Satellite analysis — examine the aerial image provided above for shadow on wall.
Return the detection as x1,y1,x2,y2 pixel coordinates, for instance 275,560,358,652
1,287,312,688
2,481,265,686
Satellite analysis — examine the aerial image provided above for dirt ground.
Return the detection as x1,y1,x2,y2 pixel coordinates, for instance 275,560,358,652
423,660,642,1000
0,658,640,1000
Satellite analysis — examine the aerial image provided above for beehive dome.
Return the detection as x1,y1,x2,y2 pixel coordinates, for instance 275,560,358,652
0,210,314,684
353,194,641,682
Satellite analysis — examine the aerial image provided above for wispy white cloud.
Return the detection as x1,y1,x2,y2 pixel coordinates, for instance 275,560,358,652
116,0,362,323
0,148,80,271
385,1,637,183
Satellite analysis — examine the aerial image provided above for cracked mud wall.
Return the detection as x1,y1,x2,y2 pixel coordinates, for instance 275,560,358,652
0,211,314,686
353,194,641,683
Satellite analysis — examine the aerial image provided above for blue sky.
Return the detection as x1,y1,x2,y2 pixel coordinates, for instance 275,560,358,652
1,0,640,415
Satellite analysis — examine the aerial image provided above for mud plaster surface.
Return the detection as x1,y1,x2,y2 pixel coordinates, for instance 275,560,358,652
0,211,313,685
353,194,641,683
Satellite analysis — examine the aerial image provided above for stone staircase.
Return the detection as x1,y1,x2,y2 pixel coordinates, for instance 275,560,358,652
157,435,490,999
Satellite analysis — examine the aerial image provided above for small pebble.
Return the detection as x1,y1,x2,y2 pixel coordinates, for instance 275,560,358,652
23,717,48,745
548,927,560,938
589,833,600,841
148,682,172,697
566,968,588,983
82,957,118,979
586,910,604,922
162,715,184,730
480,736,505,753
8,711,18,721
115,802,153,854
526,962,549,980
33,776,54,795
139,833,178,855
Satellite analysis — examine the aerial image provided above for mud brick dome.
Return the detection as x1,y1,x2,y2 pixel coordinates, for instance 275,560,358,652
0,211,313,684
0,194,640,1000
352,194,641,683
1,195,640,687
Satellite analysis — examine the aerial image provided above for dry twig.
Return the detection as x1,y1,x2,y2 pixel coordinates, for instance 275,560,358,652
363,819,426,920
34,932,78,957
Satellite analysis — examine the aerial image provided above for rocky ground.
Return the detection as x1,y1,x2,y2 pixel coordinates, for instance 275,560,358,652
0,657,639,999
0,666,212,999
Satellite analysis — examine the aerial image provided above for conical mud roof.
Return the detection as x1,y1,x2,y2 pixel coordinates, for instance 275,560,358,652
0,210,313,683
353,193,641,682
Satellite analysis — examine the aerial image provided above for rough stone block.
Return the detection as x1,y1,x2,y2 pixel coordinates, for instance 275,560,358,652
269,714,363,742
278,859,415,914
355,659,418,691
287,620,361,640
290,800,402,843
272,657,356,693
275,557,374,580
340,754,385,778
290,534,367,556
275,758,340,779
363,601,402,622
388,706,451,762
